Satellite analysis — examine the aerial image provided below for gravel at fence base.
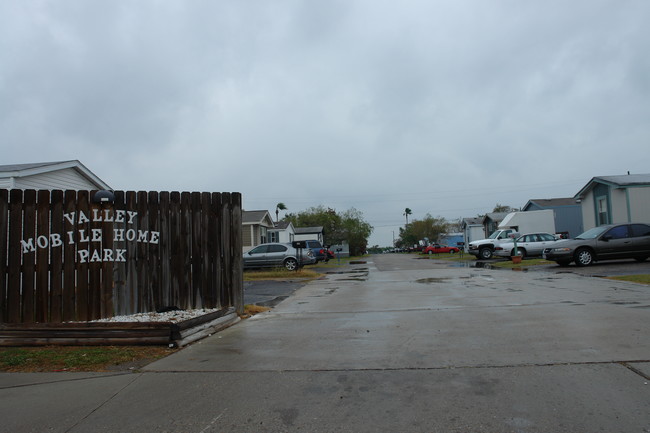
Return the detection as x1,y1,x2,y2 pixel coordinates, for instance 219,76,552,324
81,308,222,323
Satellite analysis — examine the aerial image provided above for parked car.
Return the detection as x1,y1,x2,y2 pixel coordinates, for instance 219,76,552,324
493,232,562,259
542,223,650,266
422,244,460,254
244,243,315,270
300,239,329,262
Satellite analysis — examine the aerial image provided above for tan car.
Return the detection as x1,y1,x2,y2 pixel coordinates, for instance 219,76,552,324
542,223,650,266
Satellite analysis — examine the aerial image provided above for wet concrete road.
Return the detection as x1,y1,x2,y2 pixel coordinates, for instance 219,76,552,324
3,254,649,432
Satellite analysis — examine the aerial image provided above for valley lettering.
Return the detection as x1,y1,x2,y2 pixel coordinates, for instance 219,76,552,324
20,209,160,263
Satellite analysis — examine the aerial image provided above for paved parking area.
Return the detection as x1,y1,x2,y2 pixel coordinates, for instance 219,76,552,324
2,254,648,432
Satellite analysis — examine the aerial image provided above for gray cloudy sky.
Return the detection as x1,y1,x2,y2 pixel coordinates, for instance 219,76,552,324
1,0,649,246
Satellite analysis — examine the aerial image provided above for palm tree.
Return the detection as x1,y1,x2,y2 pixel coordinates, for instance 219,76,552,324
404,208,412,226
275,202,287,223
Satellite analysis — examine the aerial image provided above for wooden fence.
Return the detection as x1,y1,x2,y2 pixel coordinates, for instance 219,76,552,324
0,189,243,324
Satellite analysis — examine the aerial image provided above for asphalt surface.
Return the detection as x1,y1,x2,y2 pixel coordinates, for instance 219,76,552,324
1,255,649,432
244,279,305,307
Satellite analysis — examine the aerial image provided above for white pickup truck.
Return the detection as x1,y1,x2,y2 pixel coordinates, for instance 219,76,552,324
467,229,518,260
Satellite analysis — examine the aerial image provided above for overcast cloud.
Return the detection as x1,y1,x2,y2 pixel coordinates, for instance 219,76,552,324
1,0,649,246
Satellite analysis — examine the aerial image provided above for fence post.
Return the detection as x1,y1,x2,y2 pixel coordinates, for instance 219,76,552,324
0,190,8,323
231,193,243,315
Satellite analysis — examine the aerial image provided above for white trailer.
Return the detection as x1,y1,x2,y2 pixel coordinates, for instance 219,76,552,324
498,209,556,234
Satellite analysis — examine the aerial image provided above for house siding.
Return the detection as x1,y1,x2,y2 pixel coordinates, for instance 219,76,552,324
629,188,650,222
556,205,583,238
611,188,628,223
268,230,294,243
12,168,99,190
576,174,650,231
582,193,596,231
294,233,323,243
582,184,650,230
243,226,253,248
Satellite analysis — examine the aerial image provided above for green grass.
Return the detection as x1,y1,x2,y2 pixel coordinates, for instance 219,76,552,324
0,346,175,372
490,258,556,269
243,268,321,281
419,252,474,262
313,255,369,268
607,274,650,285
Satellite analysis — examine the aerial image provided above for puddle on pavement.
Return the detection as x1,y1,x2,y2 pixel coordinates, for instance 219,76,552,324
326,269,368,275
448,262,494,269
310,287,339,297
416,277,450,284
326,268,369,281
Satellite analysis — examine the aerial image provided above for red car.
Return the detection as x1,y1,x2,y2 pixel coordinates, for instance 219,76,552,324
422,244,460,254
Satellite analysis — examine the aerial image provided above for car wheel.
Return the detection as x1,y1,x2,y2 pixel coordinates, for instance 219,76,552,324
284,258,298,271
634,256,648,262
510,248,526,259
556,260,571,266
479,248,493,260
574,248,594,267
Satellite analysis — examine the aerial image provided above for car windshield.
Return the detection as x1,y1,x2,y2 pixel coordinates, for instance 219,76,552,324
488,231,501,239
575,226,609,239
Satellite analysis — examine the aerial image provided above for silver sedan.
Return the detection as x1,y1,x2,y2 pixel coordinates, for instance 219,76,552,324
494,232,562,259
244,243,315,270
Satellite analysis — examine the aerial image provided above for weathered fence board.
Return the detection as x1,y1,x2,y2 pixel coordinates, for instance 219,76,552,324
136,190,150,313
22,190,36,323
50,190,64,323
0,190,8,323
36,189,50,323
8,189,23,323
0,189,242,325
76,190,90,322
63,190,77,322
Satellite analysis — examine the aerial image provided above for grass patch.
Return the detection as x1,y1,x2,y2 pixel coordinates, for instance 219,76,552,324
607,274,650,285
491,258,555,269
420,252,473,261
0,345,176,372
310,255,369,268
242,304,271,318
244,268,320,281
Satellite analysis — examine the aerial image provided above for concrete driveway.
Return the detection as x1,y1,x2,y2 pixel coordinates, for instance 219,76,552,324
2,254,649,432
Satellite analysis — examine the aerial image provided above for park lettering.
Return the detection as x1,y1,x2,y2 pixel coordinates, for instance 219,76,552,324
20,210,160,263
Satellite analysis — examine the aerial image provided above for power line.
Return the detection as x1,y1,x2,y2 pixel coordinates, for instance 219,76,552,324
244,178,584,204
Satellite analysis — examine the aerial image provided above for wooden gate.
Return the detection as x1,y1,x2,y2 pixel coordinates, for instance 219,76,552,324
0,189,243,324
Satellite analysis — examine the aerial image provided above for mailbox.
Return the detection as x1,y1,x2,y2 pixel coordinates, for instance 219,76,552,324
292,241,307,249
